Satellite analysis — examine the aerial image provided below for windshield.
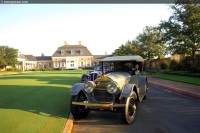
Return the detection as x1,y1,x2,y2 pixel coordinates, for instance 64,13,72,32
94,66,110,71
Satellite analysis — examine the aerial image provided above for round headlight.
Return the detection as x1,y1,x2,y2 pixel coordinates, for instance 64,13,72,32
84,81,95,93
106,81,119,94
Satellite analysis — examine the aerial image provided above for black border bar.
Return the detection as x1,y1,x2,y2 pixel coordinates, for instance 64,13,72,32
0,0,178,4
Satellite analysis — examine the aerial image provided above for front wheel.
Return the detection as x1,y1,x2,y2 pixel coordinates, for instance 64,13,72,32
121,92,138,124
70,92,90,119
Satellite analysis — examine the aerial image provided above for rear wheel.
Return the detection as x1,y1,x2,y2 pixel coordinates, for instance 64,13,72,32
70,92,90,119
121,92,137,124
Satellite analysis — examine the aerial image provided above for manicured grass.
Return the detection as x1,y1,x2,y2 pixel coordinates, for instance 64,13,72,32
0,71,20,75
0,70,85,133
162,70,200,78
153,74,200,86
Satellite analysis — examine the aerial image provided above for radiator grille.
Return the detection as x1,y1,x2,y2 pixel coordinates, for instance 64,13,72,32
93,89,113,102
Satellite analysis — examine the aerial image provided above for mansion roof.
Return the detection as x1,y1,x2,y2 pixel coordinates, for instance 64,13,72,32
36,56,52,61
52,45,92,57
24,55,37,61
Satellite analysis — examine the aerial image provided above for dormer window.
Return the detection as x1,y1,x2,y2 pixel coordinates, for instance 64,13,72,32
61,50,64,55
71,50,74,54
80,50,83,54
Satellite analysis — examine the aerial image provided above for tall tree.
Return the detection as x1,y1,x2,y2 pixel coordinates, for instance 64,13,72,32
136,26,166,68
159,1,200,71
0,45,18,70
113,40,140,56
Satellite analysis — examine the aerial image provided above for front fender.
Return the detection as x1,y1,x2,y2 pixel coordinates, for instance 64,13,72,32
121,84,136,97
70,83,84,96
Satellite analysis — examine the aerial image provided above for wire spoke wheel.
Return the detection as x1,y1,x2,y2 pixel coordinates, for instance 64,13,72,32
121,92,137,124
128,98,136,117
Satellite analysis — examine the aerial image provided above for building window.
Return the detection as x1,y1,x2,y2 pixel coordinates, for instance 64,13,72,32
71,50,74,54
60,62,65,67
61,50,64,55
81,62,84,67
86,62,91,67
54,62,58,67
70,61,74,67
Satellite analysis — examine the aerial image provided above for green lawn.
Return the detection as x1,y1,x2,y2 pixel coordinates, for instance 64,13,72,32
0,71,20,75
0,70,84,133
153,74,200,85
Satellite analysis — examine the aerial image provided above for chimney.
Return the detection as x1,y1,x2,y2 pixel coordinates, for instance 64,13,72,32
64,41,68,45
105,51,107,55
18,51,21,57
41,53,44,56
78,41,82,45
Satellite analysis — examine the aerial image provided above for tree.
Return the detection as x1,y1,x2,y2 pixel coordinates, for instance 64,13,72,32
136,26,166,69
113,40,140,56
159,1,200,71
0,45,18,70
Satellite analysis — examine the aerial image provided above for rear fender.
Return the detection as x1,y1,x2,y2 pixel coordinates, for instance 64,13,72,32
70,83,85,96
138,76,148,93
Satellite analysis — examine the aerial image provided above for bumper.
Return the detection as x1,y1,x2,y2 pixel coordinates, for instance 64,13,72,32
72,102,125,108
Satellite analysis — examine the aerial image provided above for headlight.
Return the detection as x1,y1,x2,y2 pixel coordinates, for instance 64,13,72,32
106,81,119,94
84,81,95,93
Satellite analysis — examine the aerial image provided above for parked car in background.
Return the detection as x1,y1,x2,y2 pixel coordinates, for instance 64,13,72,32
80,70,94,83
70,55,148,124
81,65,110,83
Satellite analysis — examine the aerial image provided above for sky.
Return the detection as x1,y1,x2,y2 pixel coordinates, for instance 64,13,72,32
0,4,172,56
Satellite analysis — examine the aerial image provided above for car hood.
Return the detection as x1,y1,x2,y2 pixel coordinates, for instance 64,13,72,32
105,71,131,82
94,72,131,89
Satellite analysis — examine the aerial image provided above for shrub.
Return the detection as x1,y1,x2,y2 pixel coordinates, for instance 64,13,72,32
53,68,61,70
40,68,46,71
176,62,185,71
182,56,192,70
169,60,178,71
46,68,52,71
160,60,169,70
32,67,39,71
6,68,14,71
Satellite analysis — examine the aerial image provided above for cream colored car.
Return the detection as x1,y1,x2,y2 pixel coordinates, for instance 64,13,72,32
70,55,148,124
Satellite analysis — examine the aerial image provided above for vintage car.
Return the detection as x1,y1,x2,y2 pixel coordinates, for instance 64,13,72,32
80,70,94,83
70,55,148,124
81,65,110,83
